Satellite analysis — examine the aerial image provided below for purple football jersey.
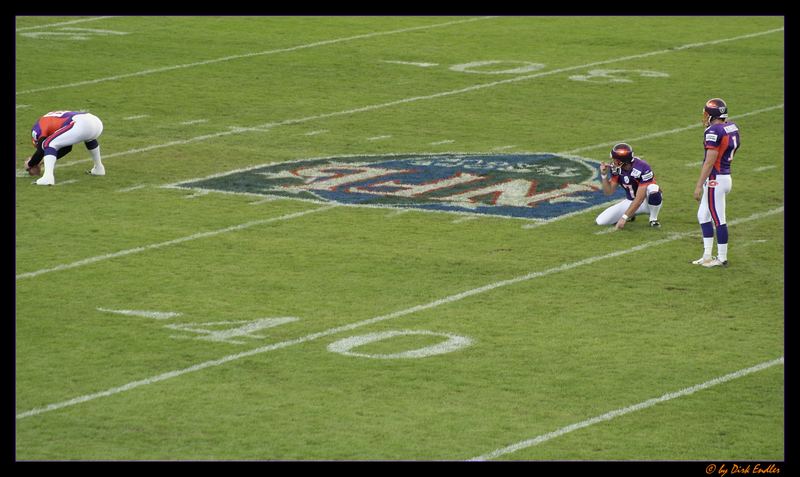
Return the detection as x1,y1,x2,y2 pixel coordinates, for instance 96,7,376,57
703,121,740,176
611,157,656,200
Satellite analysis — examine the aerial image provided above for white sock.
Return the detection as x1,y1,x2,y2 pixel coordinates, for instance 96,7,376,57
648,203,662,221
717,244,728,262
703,237,714,259
89,146,104,172
42,155,57,181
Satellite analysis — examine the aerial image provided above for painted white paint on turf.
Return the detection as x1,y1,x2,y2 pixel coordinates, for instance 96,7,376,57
15,16,115,32
165,317,300,344
183,190,210,199
754,165,777,172
15,206,783,420
97,308,182,320
16,17,497,96
116,184,147,192
382,60,439,67
594,226,618,235
327,330,473,359
385,208,411,217
469,356,784,461
53,33,784,170
449,60,545,74
180,119,208,126
16,205,337,281
248,197,279,205
304,129,329,136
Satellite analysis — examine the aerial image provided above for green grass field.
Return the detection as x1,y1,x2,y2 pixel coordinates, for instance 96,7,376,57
15,16,784,461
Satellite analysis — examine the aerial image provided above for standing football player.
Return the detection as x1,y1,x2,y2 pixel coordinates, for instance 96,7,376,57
596,143,663,230
692,98,740,268
24,110,105,186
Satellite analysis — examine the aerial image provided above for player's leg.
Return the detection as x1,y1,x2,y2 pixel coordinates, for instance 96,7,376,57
637,183,662,227
79,114,105,176
693,182,715,264
596,199,631,225
36,118,88,185
706,176,731,266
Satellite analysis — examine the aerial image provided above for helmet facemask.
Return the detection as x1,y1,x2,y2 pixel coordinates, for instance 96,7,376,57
609,143,634,174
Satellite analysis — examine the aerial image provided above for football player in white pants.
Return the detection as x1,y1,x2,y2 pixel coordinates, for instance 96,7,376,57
692,98,740,268
596,143,663,230
24,111,105,186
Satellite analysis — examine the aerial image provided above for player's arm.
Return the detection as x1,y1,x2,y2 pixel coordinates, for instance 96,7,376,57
615,181,648,230
599,162,617,195
626,181,648,216
26,143,45,168
694,148,719,201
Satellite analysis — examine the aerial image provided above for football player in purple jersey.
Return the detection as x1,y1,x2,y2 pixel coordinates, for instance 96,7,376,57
24,110,105,186
692,98,740,267
596,143,663,230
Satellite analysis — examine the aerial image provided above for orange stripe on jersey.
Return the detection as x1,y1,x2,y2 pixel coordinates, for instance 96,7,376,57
705,134,730,173
37,116,71,138
714,135,729,172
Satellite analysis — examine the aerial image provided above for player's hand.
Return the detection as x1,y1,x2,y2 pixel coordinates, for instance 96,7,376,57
615,217,626,230
24,156,41,176
600,162,608,175
693,184,703,201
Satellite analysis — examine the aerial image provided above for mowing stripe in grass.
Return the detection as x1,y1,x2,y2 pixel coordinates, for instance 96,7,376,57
15,205,337,281
54,28,783,169
16,17,497,96
469,356,784,461
16,206,783,420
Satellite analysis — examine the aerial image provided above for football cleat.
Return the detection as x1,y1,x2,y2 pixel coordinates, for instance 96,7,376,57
702,258,728,268
691,256,714,265
649,220,661,228
86,166,105,176
35,176,54,186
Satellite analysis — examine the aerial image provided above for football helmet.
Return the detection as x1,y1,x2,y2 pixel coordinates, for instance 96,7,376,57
609,143,634,173
703,98,728,127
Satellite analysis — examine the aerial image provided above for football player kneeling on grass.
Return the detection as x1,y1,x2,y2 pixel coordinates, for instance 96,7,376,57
595,143,663,230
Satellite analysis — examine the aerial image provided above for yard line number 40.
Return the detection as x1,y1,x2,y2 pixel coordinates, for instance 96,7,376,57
100,309,473,359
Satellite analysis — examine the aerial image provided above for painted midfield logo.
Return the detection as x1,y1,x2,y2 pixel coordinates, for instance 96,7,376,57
176,153,622,219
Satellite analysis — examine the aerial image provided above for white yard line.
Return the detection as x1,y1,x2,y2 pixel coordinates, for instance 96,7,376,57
16,17,496,96
96,308,182,320
54,29,783,169
15,205,337,281
15,16,114,32
15,206,783,420
469,356,784,461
